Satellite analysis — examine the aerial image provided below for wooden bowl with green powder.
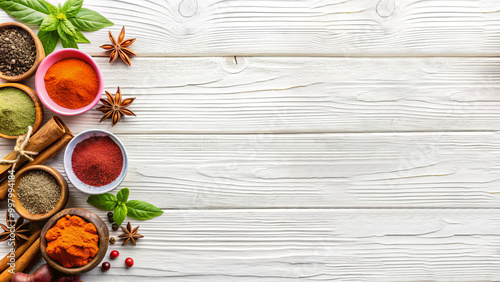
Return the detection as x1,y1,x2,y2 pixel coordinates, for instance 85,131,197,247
0,83,44,139
13,165,69,221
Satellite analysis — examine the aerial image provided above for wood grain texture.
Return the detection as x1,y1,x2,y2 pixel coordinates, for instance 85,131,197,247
5,209,500,281
1,132,499,208
4,57,500,133
0,0,499,56
1,1,499,280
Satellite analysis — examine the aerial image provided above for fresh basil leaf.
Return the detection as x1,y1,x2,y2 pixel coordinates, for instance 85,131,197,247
38,30,59,54
60,18,76,37
116,188,130,203
68,8,113,32
113,204,127,226
87,193,117,210
0,0,50,25
40,14,59,31
58,25,77,48
125,200,164,220
62,0,83,18
74,30,90,43
43,0,58,15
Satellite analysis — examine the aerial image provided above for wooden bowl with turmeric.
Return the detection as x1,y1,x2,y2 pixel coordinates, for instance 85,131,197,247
40,208,109,275
0,22,45,82
0,83,44,140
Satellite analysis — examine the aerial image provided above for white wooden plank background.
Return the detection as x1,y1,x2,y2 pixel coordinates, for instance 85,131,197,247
1,0,500,280
6,57,500,133
3,131,500,208
78,209,500,281
2,0,500,56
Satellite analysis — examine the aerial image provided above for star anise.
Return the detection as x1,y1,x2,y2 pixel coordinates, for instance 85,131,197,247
97,87,136,126
0,211,30,245
100,26,136,66
118,222,144,246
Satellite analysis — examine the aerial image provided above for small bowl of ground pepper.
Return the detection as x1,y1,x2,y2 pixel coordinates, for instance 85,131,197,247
40,208,109,274
0,22,45,81
64,129,128,194
34,48,103,116
0,83,44,139
13,165,69,221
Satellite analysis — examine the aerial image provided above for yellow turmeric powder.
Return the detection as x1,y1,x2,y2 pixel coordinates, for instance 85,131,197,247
45,215,99,268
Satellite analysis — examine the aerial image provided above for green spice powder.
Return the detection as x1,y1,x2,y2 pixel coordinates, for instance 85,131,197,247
0,87,35,136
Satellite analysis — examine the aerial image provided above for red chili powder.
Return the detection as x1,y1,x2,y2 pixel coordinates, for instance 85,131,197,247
72,135,123,187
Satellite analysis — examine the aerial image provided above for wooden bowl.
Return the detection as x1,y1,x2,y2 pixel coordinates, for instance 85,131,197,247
40,208,109,275
0,83,44,139
13,165,69,221
0,22,45,81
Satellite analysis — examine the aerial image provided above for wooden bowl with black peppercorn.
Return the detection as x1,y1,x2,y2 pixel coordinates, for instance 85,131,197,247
40,208,109,275
0,22,45,82
13,165,69,221
0,83,44,139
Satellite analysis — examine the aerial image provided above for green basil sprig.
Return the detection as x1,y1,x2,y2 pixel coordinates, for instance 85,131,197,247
0,0,113,54
87,188,163,226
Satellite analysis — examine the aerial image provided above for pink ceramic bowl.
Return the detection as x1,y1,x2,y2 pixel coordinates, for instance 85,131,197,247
35,49,103,116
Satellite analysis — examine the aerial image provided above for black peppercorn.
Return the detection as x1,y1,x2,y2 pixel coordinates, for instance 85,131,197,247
107,212,114,218
0,27,36,77
112,223,118,231
108,217,114,223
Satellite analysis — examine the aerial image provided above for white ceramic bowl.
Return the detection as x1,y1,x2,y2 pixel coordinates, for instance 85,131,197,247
64,129,128,194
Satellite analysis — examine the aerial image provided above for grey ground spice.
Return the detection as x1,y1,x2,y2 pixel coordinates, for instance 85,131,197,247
0,27,36,76
18,170,61,214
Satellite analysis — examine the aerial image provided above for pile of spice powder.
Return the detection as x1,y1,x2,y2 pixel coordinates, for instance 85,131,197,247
72,135,123,187
44,58,99,109
46,215,99,268
0,27,36,76
0,87,36,136
17,170,61,214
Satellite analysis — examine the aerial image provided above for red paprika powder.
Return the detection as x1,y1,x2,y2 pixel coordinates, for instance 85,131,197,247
44,58,99,109
72,135,123,187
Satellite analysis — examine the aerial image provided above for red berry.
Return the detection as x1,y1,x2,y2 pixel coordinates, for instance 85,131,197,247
110,250,119,259
102,262,111,271
125,257,134,267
